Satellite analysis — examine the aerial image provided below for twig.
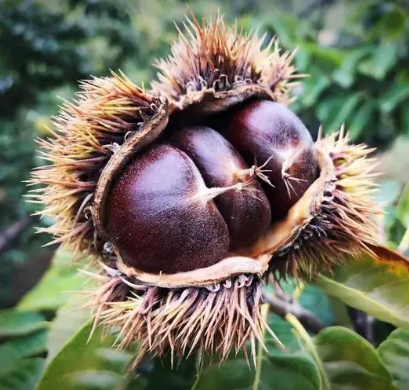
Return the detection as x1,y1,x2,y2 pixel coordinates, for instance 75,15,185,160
0,215,38,257
262,289,324,334
347,307,374,344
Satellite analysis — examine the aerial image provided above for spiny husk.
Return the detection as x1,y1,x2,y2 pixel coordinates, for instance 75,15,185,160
152,14,299,105
271,128,381,278
29,73,163,256
85,263,279,366
29,14,382,366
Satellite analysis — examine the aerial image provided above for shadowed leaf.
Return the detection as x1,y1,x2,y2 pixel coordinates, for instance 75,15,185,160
0,309,47,337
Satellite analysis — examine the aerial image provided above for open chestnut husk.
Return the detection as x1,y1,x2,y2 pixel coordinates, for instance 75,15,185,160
31,15,382,365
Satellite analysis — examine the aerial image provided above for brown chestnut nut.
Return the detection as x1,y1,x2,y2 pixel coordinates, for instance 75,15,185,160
215,100,319,221
105,144,229,274
169,126,271,249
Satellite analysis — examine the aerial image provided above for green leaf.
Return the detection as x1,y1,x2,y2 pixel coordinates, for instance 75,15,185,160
302,43,344,68
45,300,91,364
399,105,409,136
192,359,253,390
359,42,398,80
397,182,409,228
378,328,409,390
0,330,48,374
262,354,320,390
0,309,47,337
300,75,330,108
332,47,371,88
348,100,376,140
313,327,397,390
268,12,306,48
267,314,297,352
378,83,409,113
192,354,320,390
37,321,143,390
372,6,408,40
0,358,45,390
318,94,362,133
18,250,94,311
317,246,409,329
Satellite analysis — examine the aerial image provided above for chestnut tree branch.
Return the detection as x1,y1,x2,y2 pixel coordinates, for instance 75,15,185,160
262,289,324,334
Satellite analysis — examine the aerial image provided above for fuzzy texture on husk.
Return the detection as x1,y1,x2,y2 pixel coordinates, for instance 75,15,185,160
151,14,299,104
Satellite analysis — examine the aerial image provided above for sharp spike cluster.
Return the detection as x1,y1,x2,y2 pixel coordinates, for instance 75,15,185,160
30,73,162,255
84,268,273,367
152,14,298,104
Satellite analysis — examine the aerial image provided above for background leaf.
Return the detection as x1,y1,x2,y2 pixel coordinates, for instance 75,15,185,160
37,321,144,390
316,246,409,329
312,327,397,390
18,250,93,312
0,309,47,337
378,328,409,390
192,353,320,390
0,358,45,390
0,330,47,374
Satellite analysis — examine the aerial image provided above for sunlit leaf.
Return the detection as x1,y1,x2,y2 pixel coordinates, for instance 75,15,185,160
317,246,409,329
397,182,409,228
18,249,94,311
45,299,91,364
312,327,397,390
37,322,144,390
378,328,409,390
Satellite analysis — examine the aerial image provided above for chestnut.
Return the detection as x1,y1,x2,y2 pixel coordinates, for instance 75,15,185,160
105,144,229,274
215,100,319,220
